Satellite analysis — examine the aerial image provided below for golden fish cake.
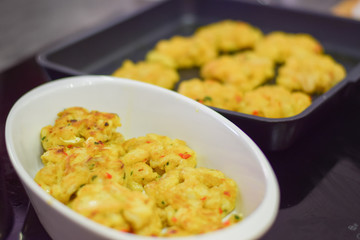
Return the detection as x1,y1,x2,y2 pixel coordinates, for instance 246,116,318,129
35,137,126,203
68,182,162,236
254,31,323,63
177,78,243,111
112,60,179,89
146,35,217,69
40,107,122,151
195,20,263,52
200,51,275,92
276,52,346,94
238,85,312,118
144,167,241,236
122,133,197,181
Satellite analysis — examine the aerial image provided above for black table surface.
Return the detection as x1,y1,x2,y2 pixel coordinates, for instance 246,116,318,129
1,57,360,240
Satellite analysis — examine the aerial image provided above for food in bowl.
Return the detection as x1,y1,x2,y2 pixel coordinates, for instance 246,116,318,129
35,106,242,237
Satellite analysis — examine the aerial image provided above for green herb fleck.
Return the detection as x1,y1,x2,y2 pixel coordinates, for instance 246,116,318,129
203,96,212,102
89,163,95,170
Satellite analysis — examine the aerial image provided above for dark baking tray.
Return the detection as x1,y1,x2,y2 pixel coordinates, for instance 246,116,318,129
36,0,360,151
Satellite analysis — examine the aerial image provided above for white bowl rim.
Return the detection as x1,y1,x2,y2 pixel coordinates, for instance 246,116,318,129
5,75,280,240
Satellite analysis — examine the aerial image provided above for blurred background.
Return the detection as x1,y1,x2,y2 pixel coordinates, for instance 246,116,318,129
0,0,359,73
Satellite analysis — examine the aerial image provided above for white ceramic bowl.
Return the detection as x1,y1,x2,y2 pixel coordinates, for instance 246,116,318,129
5,75,279,240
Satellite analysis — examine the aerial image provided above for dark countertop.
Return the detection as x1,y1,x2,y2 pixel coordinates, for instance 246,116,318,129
1,1,360,240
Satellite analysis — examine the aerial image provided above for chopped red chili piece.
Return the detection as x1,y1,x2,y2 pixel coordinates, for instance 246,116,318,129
105,172,112,179
223,220,231,226
179,153,191,159
57,148,67,156
138,168,144,172
224,191,231,196
252,110,259,116
146,141,151,143
171,217,177,222
201,196,207,201
219,208,223,214
67,145,73,148
235,95,242,103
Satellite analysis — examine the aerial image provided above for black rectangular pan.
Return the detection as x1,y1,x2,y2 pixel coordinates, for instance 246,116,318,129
37,0,360,151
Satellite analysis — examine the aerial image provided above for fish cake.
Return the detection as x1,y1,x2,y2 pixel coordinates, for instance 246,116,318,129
195,20,263,52
112,60,179,89
68,182,162,236
277,52,346,94
36,107,243,237
238,85,312,118
200,51,275,92
254,31,323,63
35,136,126,203
40,107,123,151
122,134,196,170
146,35,217,69
144,167,239,236
177,78,243,111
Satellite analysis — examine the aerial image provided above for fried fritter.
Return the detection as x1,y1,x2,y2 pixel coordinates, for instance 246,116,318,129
195,20,263,52
177,78,243,111
277,52,346,94
112,60,179,89
144,167,239,236
254,31,323,63
238,85,312,118
200,51,275,91
146,35,217,69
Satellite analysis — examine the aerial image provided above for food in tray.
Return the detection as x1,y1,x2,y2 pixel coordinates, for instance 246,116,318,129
254,31,323,63
112,60,179,89
177,78,243,111
146,35,217,69
276,52,347,94
200,51,275,92
35,107,242,237
194,20,263,53
110,20,346,118
238,85,312,118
